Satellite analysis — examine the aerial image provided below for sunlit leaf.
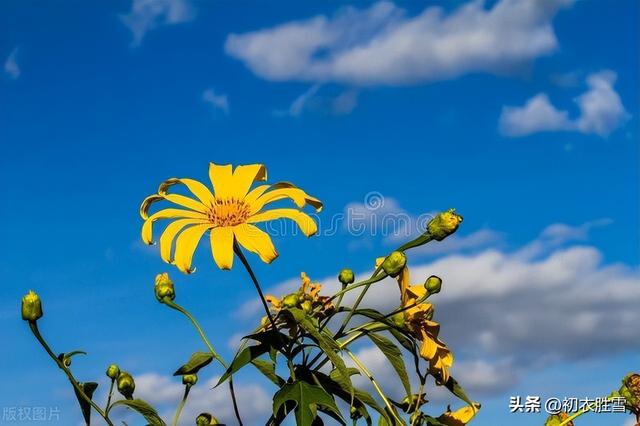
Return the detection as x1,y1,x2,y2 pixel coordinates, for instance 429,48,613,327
173,352,213,376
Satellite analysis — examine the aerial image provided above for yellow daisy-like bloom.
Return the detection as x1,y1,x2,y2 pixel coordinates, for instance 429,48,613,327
140,163,322,273
437,403,481,426
378,258,454,383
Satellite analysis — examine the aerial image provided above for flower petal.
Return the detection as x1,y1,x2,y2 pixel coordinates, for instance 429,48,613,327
210,226,234,270
231,164,267,199
173,223,212,274
247,208,318,237
158,178,215,206
141,208,207,244
162,194,208,213
251,185,322,214
233,223,278,264
208,163,234,199
159,218,210,263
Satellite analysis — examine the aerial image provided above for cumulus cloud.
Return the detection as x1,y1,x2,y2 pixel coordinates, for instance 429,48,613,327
202,89,230,115
108,373,271,425
120,0,195,46
4,47,20,79
500,71,629,137
238,219,639,396
225,0,572,86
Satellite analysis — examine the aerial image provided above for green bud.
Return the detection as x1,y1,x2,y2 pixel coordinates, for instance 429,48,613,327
427,209,463,241
338,269,355,286
301,300,313,313
349,405,361,420
544,412,573,426
155,273,175,302
391,312,406,329
621,373,640,414
183,374,198,386
425,275,442,294
117,371,135,399
106,364,120,380
21,290,43,322
282,293,299,308
196,413,219,425
381,251,406,277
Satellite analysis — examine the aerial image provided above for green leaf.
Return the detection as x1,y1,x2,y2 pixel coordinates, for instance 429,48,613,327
273,381,344,426
442,375,475,408
72,382,98,425
217,344,269,386
109,399,166,426
251,358,285,386
173,352,213,376
287,308,354,396
367,333,411,399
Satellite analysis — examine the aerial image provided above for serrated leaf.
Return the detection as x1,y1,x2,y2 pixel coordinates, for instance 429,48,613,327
173,352,213,376
367,333,411,399
109,399,166,426
72,382,98,425
251,358,285,386
273,381,344,425
217,344,269,386
287,308,354,397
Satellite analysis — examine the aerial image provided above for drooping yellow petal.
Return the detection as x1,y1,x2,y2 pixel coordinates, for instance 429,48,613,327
208,163,234,199
210,226,235,270
230,164,267,199
141,208,207,244
437,403,481,426
162,194,208,213
233,223,278,264
419,332,439,359
248,208,318,237
140,194,165,220
159,218,209,263
172,223,212,274
250,185,322,214
158,178,215,206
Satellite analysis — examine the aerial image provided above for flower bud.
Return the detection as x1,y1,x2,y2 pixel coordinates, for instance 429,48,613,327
106,364,120,380
620,373,640,414
301,300,313,313
282,293,299,308
338,269,355,286
425,275,442,295
427,209,463,241
155,273,176,302
183,374,198,386
21,290,43,322
117,371,135,399
196,413,219,425
381,251,406,277
349,405,361,420
391,312,406,329
544,412,573,426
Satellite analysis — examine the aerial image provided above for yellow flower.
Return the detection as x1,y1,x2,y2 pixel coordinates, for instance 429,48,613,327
437,403,481,426
140,163,322,273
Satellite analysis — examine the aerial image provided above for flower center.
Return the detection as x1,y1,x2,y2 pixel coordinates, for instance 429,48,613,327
207,198,251,227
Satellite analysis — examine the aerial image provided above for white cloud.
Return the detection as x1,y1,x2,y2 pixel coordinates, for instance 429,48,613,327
225,0,572,86
202,89,230,115
238,219,640,397
275,84,359,117
500,71,629,137
120,0,195,47
4,47,20,79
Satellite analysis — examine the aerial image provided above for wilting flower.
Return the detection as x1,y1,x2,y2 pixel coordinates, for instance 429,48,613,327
141,163,322,273
263,272,334,330
437,403,481,426
21,290,43,322
379,258,453,383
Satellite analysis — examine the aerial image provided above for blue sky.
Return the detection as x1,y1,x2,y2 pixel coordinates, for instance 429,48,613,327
1,0,638,425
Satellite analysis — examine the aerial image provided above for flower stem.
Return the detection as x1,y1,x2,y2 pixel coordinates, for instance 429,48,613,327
105,379,115,411
172,385,191,426
28,321,114,426
163,299,243,426
346,349,404,425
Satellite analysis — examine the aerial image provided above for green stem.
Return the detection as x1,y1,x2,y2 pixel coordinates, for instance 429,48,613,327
28,321,114,426
346,349,404,425
105,379,115,411
172,385,191,426
558,397,612,426
163,299,243,426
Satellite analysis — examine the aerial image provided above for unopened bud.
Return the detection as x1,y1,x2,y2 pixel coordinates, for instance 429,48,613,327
381,251,406,277
196,413,219,425
620,373,640,414
21,290,43,322
301,300,313,313
391,312,406,329
282,293,299,308
425,275,442,294
155,273,175,302
117,371,135,399
106,364,120,380
338,269,355,286
183,374,198,386
427,209,463,241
